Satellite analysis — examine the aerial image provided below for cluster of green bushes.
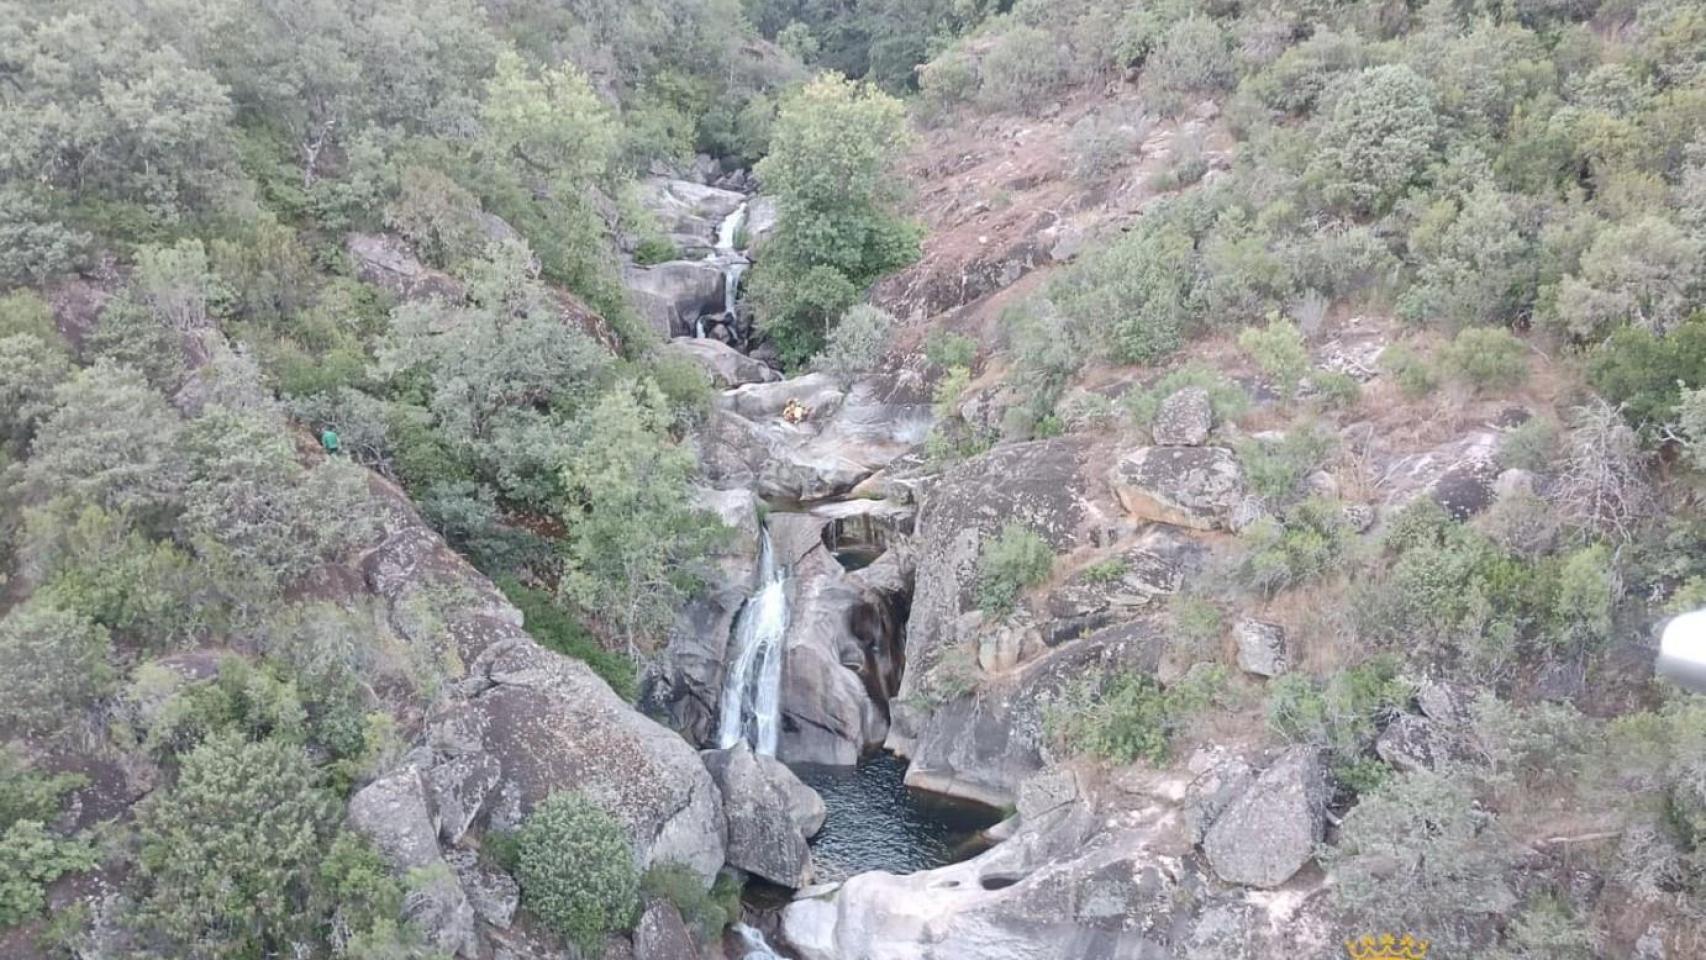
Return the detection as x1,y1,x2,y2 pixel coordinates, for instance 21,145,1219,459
1049,664,1230,765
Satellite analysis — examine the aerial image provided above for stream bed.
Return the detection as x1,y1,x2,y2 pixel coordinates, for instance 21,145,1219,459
791,751,1003,883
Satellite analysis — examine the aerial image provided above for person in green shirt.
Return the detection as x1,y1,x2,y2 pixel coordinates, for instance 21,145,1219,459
321,427,340,455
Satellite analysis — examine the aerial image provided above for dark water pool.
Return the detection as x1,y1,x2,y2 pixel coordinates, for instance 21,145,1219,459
790,751,1003,883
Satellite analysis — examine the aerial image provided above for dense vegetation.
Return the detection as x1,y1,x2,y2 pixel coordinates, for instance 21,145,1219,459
6,0,1706,954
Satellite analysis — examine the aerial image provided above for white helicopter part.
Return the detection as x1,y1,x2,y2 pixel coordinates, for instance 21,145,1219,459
1657,609,1706,693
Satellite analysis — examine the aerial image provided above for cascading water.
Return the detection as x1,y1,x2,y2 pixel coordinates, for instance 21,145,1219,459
730,923,784,960
698,202,750,337
716,525,788,755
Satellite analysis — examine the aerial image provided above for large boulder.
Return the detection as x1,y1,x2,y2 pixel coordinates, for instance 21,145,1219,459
663,337,780,388
779,571,891,764
900,621,1164,806
702,744,820,887
1201,747,1328,888
347,233,464,302
1152,387,1214,445
633,901,701,960
1233,619,1288,678
1108,446,1246,531
348,767,479,957
359,478,728,882
625,261,727,338
636,178,746,257
1377,429,1500,520
700,370,935,503
781,767,1338,960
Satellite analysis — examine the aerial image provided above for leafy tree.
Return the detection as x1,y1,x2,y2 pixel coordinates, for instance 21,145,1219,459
1044,208,1196,364
558,380,728,655
1311,65,1440,213
748,74,919,366
515,793,640,953
179,406,378,595
22,502,202,643
0,8,235,221
1552,217,1703,339
0,333,72,455
22,362,187,523
1399,187,1536,329
481,51,619,185
133,732,335,958
0,599,115,735
811,304,895,384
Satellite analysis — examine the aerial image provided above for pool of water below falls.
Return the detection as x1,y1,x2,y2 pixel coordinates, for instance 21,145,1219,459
790,751,1004,884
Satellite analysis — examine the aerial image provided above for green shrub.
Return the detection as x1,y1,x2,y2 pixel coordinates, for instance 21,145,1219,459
1236,424,1337,501
1547,544,1618,653
1235,497,1351,596
1380,343,1437,398
1146,16,1235,114
641,864,741,942
633,237,679,266
811,304,894,385
1080,557,1129,583
1049,666,1228,765
1498,417,1559,472
0,820,97,929
1067,109,1148,181
0,749,86,831
1321,769,1516,957
918,48,980,119
977,25,1069,114
1587,318,1706,434
1045,210,1196,364
924,330,978,370
1266,655,1411,778
1438,327,1530,394
0,599,114,734
1239,317,1310,398
133,733,335,955
1311,370,1362,409
975,523,1055,618
515,793,641,952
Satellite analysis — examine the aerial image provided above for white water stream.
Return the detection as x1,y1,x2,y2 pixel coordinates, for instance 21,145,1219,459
715,525,788,755
732,923,784,959
699,202,750,338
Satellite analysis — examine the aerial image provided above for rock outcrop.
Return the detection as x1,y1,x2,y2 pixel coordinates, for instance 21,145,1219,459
1234,619,1288,678
1153,386,1214,445
901,621,1164,807
663,337,780,388
1200,747,1328,888
348,767,479,957
699,369,935,503
347,232,464,302
781,764,1336,960
635,178,745,257
702,744,822,888
349,473,728,943
625,260,727,338
1108,446,1247,531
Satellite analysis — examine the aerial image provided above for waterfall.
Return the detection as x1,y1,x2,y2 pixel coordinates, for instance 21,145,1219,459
716,525,789,755
698,202,749,337
731,923,783,960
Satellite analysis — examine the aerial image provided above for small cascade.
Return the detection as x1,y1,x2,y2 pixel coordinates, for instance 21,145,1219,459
716,525,789,755
699,202,750,338
730,923,784,960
